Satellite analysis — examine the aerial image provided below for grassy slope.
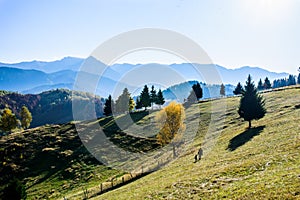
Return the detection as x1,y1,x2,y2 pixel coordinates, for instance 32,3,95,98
94,86,300,199
0,111,159,199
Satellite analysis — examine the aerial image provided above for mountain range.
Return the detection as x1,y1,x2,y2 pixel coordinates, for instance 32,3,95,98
0,57,289,99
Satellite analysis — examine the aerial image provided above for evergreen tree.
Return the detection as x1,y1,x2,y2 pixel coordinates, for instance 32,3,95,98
287,75,296,86
140,85,151,110
220,84,225,96
135,97,143,110
0,108,18,133
155,89,165,108
115,88,131,113
20,106,32,129
264,77,272,89
257,79,264,90
238,75,266,128
104,95,114,116
298,73,300,85
233,82,243,95
150,85,157,109
192,82,203,100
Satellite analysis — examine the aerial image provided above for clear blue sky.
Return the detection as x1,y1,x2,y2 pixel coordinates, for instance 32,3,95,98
0,0,299,74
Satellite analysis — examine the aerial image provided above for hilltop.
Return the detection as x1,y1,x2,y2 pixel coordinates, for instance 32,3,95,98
0,86,299,199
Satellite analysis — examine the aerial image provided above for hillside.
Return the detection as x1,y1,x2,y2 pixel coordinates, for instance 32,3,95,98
0,86,299,199
96,86,300,199
0,89,104,127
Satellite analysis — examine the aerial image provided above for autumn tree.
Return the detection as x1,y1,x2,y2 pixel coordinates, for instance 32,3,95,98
233,82,243,95
0,108,18,133
238,75,266,128
220,84,225,96
155,89,165,108
155,102,186,158
104,95,114,116
129,97,135,112
20,106,32,129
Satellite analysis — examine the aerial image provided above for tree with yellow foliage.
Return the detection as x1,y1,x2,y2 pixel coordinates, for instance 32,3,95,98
155,101,186,158
0,108,18,133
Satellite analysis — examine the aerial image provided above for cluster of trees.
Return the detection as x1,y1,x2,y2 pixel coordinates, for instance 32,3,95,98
135,85,165,110
273,74,299,88
0,106,32,134
234,77,272,95
257,77,272,90
103,85,165,116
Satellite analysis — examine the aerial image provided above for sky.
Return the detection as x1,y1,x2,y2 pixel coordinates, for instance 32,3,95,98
0,0,300,74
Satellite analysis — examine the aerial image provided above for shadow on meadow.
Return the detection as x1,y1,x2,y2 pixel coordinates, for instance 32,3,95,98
227,125,265,151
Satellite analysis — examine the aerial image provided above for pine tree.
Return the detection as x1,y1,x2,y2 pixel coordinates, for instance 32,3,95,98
104,95,114,116
0,108,18,133
192,82,203,100
155,101,185,158
233,82,243,95
264,77,272,89
150,85,157,109
20,106,32,129
238,75,266,128
140,85,151,110
257,79,264,90
135,97,143,110
115,88,131,114
220,84,225,96
297,73,300,85
287,75,296,86
155,89,165,108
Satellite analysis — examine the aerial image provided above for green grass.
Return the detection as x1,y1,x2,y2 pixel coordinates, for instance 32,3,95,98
92,86,300,199
1,86,299,199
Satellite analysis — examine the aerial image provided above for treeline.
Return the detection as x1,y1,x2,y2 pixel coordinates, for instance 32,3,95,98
103,85,165,116
233,71,300,95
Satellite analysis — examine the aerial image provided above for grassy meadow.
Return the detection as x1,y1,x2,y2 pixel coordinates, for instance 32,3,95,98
1,86,299,199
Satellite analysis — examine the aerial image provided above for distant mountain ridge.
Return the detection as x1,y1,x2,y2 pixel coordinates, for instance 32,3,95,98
0,57,290,98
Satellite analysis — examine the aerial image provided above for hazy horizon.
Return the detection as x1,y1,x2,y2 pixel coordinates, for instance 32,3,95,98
1,1,300,74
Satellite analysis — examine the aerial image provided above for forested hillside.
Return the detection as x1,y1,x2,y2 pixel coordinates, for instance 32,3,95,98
0,89,104,127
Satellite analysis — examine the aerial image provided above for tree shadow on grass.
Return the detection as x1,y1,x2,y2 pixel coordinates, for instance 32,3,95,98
227,125,265,151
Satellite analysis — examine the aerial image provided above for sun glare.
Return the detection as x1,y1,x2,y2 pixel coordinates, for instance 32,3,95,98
241,0,293,24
